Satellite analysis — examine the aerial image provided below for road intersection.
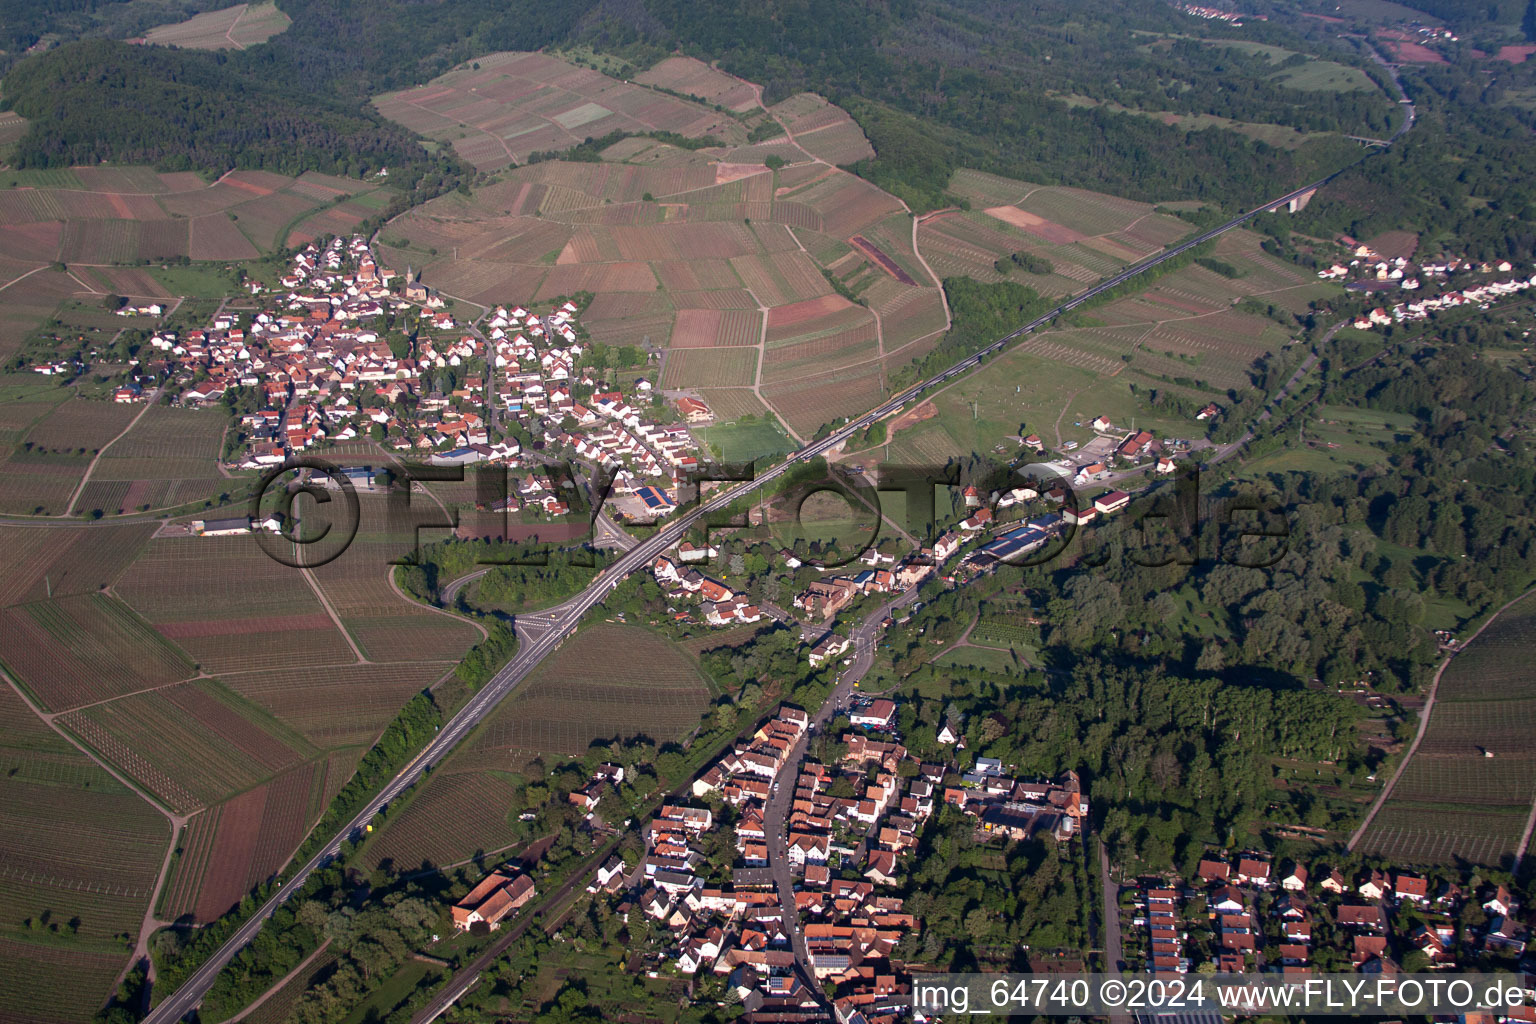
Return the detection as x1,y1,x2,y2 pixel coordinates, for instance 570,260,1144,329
134,74,1415,1016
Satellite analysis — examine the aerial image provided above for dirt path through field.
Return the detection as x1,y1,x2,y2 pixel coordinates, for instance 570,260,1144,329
1349,585,1536,851
299,567,369,663
0,263,49,294
64,388,162,516
742,284,806,444
223,3,251,49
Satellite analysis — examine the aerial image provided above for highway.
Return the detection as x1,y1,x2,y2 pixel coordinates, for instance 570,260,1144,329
140,68,1415,1021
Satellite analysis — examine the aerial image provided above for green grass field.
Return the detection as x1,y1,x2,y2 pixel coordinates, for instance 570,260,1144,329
695,417,793,464
150,264,239,298
884,347,1099,464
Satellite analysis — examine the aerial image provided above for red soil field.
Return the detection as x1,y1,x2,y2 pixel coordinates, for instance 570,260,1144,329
193,783,266,920
119,479,155,512
1496,44,1536,62
157,612,338,638
716,163,768,185
767,294,853,329
169,684,304,771
1377,32,1448,64
984,204,1087,243
222,175,275,196
879,399,939,449
673,308,724,346
849,235,918,286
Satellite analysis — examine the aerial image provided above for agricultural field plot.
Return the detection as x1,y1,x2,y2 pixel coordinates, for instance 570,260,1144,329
0,685,166,1003
661,346,759,387
285,197,385,248
1356,803,1528,867
221,662,451,748
1390,753,1536,807
0,269,92,361
869,282,950,355
0,166,391,268
918,211,1080,296
372,51,747,173
728,252,833,307
1015,187,1154,240
77,265,173,299
696,388,771,422
81,403,232,512
781,173,903,240
0,111,26,156
0,380,69,441
13,397,138,454
634,56,758,111
761,366,887,439
307,529,483,662
1365,229,1418,260
765,294,874,345
761,322,879,383
769,93,875,165
57,677,320,814
469,623,711,757
671,308,763,347
1357,590,1536,866
1054,370,1218,443
155,760,315,922
1425,593,1536,701
933,645,1024,675
883,345,1102,462
1134,317,1290,391
0,522,156,607
141,1,291,49
0,937,140,1024
581,290,674,347
361,769,526,873
116,538,354,673
0,452,88,515
1415,697,1536,757
0,594,195,712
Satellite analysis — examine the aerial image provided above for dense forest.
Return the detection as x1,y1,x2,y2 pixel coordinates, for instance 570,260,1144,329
1297,61,1536,259
3,0,1399,212
3,41,451,184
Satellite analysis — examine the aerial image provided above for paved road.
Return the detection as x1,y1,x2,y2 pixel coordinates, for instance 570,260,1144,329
1098,846,1134,1024
140,96,1417,1020
761,586,923,999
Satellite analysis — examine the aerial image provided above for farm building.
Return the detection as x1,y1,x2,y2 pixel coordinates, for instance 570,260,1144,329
451,870,535,931
194,517,252,536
